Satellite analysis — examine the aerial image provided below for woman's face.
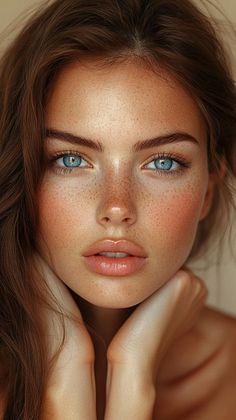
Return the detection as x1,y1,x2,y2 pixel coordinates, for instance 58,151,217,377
37,59,213,308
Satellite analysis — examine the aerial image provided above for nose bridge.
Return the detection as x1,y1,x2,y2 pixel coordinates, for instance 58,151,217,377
96,168,137,226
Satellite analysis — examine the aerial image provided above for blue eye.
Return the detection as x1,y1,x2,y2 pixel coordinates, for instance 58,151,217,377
143,153,189,176
51,153,90,173
146,156,181,172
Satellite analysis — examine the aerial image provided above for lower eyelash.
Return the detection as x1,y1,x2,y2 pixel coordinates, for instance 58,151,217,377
48,151,191,175
56,167,75,174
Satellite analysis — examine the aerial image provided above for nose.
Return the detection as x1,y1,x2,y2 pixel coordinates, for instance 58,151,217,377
96,182,137,227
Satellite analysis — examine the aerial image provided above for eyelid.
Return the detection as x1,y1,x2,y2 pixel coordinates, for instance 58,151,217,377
49,150,189,163
53,149,90,159
142,152,190,167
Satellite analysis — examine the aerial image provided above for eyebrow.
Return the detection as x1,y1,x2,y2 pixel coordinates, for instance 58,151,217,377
45,128,200,152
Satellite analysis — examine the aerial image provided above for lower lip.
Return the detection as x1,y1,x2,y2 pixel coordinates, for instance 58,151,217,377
83,255,147,276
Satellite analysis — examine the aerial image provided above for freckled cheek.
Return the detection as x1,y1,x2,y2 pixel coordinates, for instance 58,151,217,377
148,187,204,254
36,184,93,249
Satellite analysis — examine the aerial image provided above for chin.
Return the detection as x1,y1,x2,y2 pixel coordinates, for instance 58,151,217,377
71,286,151,310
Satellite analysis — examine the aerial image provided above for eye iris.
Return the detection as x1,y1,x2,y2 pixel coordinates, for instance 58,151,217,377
155,158,173,170
63,156,81,167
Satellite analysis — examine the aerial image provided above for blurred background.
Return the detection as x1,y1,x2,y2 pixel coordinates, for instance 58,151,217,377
0,0,235,315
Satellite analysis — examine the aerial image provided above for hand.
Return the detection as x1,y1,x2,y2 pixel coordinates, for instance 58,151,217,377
106,267,208,385
32,252,96,419
33,251,95,366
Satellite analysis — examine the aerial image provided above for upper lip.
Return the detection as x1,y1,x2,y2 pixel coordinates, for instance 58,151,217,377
83,239,148,257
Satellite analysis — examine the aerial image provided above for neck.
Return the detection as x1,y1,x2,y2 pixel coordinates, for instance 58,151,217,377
72,290,136,351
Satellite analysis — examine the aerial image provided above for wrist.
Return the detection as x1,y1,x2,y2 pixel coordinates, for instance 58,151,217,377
42,362,96,420
105,362,156,420
106,356,158,397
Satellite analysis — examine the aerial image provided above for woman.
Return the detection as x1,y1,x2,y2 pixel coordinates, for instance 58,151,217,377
0,0,236,418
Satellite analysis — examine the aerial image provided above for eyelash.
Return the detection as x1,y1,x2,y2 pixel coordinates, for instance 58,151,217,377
48,150,191,176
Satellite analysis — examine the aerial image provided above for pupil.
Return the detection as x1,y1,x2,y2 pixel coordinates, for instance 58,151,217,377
155,158,172,170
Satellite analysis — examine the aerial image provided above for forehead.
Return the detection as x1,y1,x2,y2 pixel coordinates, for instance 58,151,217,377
45,59,207,146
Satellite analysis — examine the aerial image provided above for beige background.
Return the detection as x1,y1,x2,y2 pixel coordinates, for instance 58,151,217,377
0,0,235,315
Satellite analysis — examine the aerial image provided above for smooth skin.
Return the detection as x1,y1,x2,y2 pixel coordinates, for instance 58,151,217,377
32,58,236,419
33,253,97,420
36,254,208,420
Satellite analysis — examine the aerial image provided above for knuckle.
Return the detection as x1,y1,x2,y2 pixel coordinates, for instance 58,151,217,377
106,344,121,365
193,275,207,295
173,268,208,299
174,269,191,292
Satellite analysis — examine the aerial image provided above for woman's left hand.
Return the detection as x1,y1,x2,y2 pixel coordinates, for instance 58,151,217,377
104,267,208,420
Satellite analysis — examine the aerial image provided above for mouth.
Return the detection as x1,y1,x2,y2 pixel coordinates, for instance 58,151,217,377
82,238,147,276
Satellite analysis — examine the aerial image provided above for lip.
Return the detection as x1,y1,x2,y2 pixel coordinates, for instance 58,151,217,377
82,238,148,258
83,255,147,276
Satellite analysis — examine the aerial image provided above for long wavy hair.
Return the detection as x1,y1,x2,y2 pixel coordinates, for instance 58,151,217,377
0,0,235,418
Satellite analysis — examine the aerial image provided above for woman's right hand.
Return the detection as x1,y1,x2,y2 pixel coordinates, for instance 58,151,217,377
107,266,208,376
32,252,96,420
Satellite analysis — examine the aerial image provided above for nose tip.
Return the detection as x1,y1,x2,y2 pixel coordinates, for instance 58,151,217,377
97,202,137,227
99,206,136,226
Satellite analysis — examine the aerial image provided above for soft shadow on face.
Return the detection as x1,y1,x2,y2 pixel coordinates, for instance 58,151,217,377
36,57,212,311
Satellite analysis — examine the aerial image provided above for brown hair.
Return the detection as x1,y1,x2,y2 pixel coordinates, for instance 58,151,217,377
0,0,235,417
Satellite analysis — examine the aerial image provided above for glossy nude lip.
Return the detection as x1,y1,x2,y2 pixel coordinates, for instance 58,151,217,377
83,255,147,276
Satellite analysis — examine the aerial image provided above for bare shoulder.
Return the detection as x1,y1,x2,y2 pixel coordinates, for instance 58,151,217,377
154,305,236,419
197,304,236,339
